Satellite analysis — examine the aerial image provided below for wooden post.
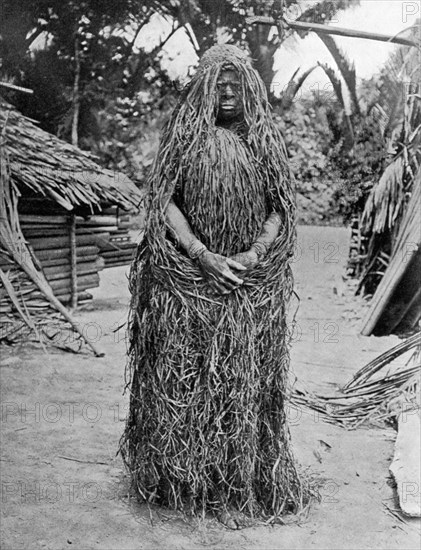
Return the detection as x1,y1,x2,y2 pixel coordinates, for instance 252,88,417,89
70,214,78,309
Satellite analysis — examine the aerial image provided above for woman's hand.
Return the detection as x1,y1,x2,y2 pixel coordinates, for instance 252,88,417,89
198,251,246,295
229,249,259,271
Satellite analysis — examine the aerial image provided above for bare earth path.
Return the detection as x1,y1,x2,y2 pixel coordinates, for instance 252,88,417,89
1,225,420,549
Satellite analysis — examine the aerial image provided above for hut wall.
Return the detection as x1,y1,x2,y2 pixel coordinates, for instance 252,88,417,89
95,206,137,268
1,199,137,315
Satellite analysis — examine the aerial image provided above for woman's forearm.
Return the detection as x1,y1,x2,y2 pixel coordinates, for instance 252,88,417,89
165,199,207,258
165,198,281,264
250,211,282,260
165,198,245,293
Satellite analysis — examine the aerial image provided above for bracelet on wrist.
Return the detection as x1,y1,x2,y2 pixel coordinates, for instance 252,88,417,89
188,241,208,260
251,241,269,261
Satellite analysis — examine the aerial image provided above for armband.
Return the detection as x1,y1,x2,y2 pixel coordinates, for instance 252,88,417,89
188,241,208,260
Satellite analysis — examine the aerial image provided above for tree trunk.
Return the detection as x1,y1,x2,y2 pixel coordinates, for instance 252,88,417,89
71,36,81,148
247,25,279,98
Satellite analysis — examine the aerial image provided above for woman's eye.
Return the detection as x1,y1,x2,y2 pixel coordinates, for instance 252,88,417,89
216,83,241,91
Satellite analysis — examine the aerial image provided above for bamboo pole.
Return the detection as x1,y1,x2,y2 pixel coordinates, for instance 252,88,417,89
69,214,78,309
33,246,99,262
246,16,418,48
29,233,110,250
39,257,99,271
0,82,34,94
45,262,98,279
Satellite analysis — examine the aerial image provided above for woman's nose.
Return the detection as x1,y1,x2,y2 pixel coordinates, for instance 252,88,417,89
223,84,235,97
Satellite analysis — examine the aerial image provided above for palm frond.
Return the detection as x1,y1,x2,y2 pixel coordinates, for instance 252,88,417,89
371,103,390,138
362,155,405,234
279,65,318,110
317,62,344,108
318,33,359,114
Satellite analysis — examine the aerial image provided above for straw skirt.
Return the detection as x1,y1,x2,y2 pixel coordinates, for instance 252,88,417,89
122,128,305,517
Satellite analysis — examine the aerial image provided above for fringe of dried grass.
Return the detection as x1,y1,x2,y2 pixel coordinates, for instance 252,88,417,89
120,46,308,519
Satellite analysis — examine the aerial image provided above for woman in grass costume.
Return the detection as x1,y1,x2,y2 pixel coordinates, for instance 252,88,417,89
122,44,307,524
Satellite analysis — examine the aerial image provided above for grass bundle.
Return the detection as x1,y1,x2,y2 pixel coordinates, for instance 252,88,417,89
293,332,420,429
120,45,308,521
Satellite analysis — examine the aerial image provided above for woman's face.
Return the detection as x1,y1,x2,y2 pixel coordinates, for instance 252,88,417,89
216,68,243,122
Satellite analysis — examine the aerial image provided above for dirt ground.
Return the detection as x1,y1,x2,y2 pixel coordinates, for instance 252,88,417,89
1,225,420,550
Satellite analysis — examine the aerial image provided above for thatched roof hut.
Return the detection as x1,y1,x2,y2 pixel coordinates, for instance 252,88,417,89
0,98,142,352
1,98,142,212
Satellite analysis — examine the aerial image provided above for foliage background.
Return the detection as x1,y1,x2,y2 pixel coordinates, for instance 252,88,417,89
1,1,417,228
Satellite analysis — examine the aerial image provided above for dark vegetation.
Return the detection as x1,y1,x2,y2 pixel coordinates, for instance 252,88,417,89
1,0,419,293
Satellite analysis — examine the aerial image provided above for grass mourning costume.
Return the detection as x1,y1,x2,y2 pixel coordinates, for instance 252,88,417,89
121,45,308,522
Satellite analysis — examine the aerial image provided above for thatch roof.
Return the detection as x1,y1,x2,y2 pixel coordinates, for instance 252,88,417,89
361,168,421,336
0,98,143,212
